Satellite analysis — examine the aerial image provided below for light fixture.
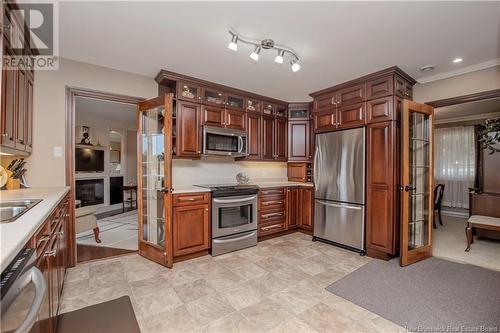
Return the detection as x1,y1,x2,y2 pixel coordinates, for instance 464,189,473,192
250,46,261,61
226,30,301,72
452,57,463,63
291,58,301,72
227,35,238,51
420,65,434,72
274,50,285,64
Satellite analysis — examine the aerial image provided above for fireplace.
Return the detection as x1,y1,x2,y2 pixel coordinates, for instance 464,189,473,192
76,179,104,207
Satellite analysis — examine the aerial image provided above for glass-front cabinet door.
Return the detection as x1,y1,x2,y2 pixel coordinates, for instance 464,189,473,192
400,100,434,267
137,94,173,268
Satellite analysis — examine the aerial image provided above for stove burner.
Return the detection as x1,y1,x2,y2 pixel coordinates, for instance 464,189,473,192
195,184,259,197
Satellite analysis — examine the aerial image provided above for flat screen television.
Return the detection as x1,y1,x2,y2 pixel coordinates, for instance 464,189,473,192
75,147,105,172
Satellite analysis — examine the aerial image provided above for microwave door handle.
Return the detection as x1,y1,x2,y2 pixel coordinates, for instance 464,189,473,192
12,267,47,333
238,136,243,153
213,196,256,204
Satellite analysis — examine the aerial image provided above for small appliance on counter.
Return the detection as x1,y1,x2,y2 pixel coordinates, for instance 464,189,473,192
195,183,258,256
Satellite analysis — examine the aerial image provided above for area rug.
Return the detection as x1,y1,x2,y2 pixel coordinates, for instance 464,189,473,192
58,296,141,333
326,257,500,332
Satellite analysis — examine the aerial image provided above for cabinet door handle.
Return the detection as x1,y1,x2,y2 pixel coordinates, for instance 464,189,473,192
57,231,64,236
262,201,283,206
179,197,196,201
37,235,50,245
262,212,284,218
261,223,284,231
44,249,56,257
1,133,8,137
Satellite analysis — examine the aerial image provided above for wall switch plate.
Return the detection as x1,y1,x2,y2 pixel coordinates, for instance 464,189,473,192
53,146,63,157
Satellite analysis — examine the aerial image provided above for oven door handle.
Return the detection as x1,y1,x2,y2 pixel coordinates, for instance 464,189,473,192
213,196,256,204
213,231,256,244
8,267,47,333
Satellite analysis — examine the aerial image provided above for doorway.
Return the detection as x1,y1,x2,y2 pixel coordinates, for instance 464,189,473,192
65,88,143,265
428,90,500,271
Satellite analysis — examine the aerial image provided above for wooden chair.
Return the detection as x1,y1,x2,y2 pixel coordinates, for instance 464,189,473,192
433,184,445,229
465,191,500,251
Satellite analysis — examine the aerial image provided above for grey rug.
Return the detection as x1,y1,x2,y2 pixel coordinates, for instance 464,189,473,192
326,258,500,332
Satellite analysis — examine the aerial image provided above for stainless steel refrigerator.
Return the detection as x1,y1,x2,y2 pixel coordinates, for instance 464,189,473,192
313,127,365,253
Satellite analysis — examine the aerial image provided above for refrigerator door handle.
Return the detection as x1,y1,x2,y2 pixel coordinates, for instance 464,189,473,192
317,200,362,211
313,147,319,188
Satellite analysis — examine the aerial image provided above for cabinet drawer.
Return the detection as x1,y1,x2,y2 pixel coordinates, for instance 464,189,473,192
258,220,287,236
259,197,286,210
173,193,210,206
337,102,365,129
259,188,286,196
259,209,286,223
32,221,51,255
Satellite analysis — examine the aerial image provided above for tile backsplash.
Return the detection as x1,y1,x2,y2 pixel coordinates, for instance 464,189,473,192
172,157,287,186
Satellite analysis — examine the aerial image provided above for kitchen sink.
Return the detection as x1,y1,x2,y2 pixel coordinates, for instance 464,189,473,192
0,199,43,223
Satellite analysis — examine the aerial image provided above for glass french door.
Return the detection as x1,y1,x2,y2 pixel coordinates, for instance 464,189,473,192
400,100,434,266
137,94,173,268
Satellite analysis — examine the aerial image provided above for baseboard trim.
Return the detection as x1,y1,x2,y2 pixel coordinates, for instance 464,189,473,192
441,210,469,218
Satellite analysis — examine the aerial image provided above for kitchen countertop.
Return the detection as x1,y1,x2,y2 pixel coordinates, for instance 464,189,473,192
172,185,212,194
0,187,70,271
172,181,314,194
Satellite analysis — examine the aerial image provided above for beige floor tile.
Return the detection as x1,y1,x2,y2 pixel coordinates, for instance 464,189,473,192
124,263,163,283
214,252,248,270
239,297,293,332
185,293,236,325
174,279,217,303
269,289,321,315
300,302,352,333
273,264,313,283
86,282,132,306
135,287,183,317
160,267,202,286
89,271,127,292
359,316,406,333
65,264,90,282
230,262,268,281
247,273,289,293
220,283,268,310
89,260,123,277
62,279,90,299
310,268,347,286
143,305,203,333
130,275,171,298
268,317,319,333
59,295,89,314
196,312,260,333
205,269,243,292
254,257,291,272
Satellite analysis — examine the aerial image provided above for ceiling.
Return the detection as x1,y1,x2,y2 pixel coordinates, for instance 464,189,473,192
60,2,500,101
75,97,137,126
435,97,500,121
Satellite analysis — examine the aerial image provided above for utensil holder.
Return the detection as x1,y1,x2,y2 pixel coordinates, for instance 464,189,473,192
6,170,20,190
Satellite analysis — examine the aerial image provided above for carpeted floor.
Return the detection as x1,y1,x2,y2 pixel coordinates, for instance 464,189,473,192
326,257,500,333
77,210,138,250
433,214,500,271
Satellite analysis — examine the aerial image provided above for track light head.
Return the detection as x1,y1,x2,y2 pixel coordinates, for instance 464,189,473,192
228,35,238,51
291,59,301,72
274,50,285,64
250,46,261,61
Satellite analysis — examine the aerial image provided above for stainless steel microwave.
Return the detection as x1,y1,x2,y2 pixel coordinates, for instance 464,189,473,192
203,126,247,157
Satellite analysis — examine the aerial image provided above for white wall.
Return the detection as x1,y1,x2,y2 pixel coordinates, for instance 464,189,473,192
413,66,500,103
126,129,137,185
172,159,287,186
27,58,157,187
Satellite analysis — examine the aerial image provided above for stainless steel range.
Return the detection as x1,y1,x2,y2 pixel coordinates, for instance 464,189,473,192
196,184,258,256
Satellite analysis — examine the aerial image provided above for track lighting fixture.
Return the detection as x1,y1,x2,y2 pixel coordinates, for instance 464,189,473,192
227,34,238,51
226,30,301,72
250,46,261,61
274,50,285,64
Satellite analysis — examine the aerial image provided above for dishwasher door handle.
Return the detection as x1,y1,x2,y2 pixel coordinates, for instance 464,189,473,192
9,267,47,333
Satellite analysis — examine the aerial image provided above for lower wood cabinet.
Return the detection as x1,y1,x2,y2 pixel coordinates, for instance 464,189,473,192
29,193,70,333
172,192,211,257
299,187,314,231
245,112,261,160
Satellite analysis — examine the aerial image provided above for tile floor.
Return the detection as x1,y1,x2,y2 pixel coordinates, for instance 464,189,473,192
61,232,405,333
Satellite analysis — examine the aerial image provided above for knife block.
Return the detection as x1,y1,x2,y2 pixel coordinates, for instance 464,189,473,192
5,170,20,190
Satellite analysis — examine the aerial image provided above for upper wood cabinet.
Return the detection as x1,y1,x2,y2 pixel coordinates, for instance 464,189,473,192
288,120,310,161
202,106,245,131
177,101,201,157
336,83,365,107
261,115,275,160
246,112,261,160
1,65,17,149
225,94,245,111
366,75,394,100
287,162,308,182
260,114,287,161
367,96,394,124
395,75,413,99
202,87,225,106
276,105,287,118
225,109,246,130
246,98,261,113
275,117,287,161
314,110,336,133
177,81,201,102
337,102,365,129
262,102,275,116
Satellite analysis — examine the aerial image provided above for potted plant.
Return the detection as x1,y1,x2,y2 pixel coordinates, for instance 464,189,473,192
478,118,500,154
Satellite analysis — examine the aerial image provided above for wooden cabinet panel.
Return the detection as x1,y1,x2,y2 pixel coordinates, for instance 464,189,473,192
366,75,393,100
287,163,308,182
367,97,393,124
177,101,201,156
260,187,286,196
226,94,245,111
366,121,396,255
16,69,26,150
225,109,246,131
177,81,201,102
288,121,310,161
258,220,287,236
261,115,275,160
202,105,225,128
246,112,261,160
246,98,261,113
314,111,336,133
313,93,335,112
202,87,225,106
337,102,365,129
395,75,413,99
336,83,365,106
300,187,314,230
287,187,300,229
1,65,16,148
275,117,287,161
173,204,210,256
35,255,52,333
25,77,33,152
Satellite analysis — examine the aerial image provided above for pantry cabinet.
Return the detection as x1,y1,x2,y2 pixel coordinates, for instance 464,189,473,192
176,101,201,157
261,115,287,161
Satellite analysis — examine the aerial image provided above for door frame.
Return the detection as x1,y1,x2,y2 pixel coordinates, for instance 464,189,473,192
65,87,144,267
